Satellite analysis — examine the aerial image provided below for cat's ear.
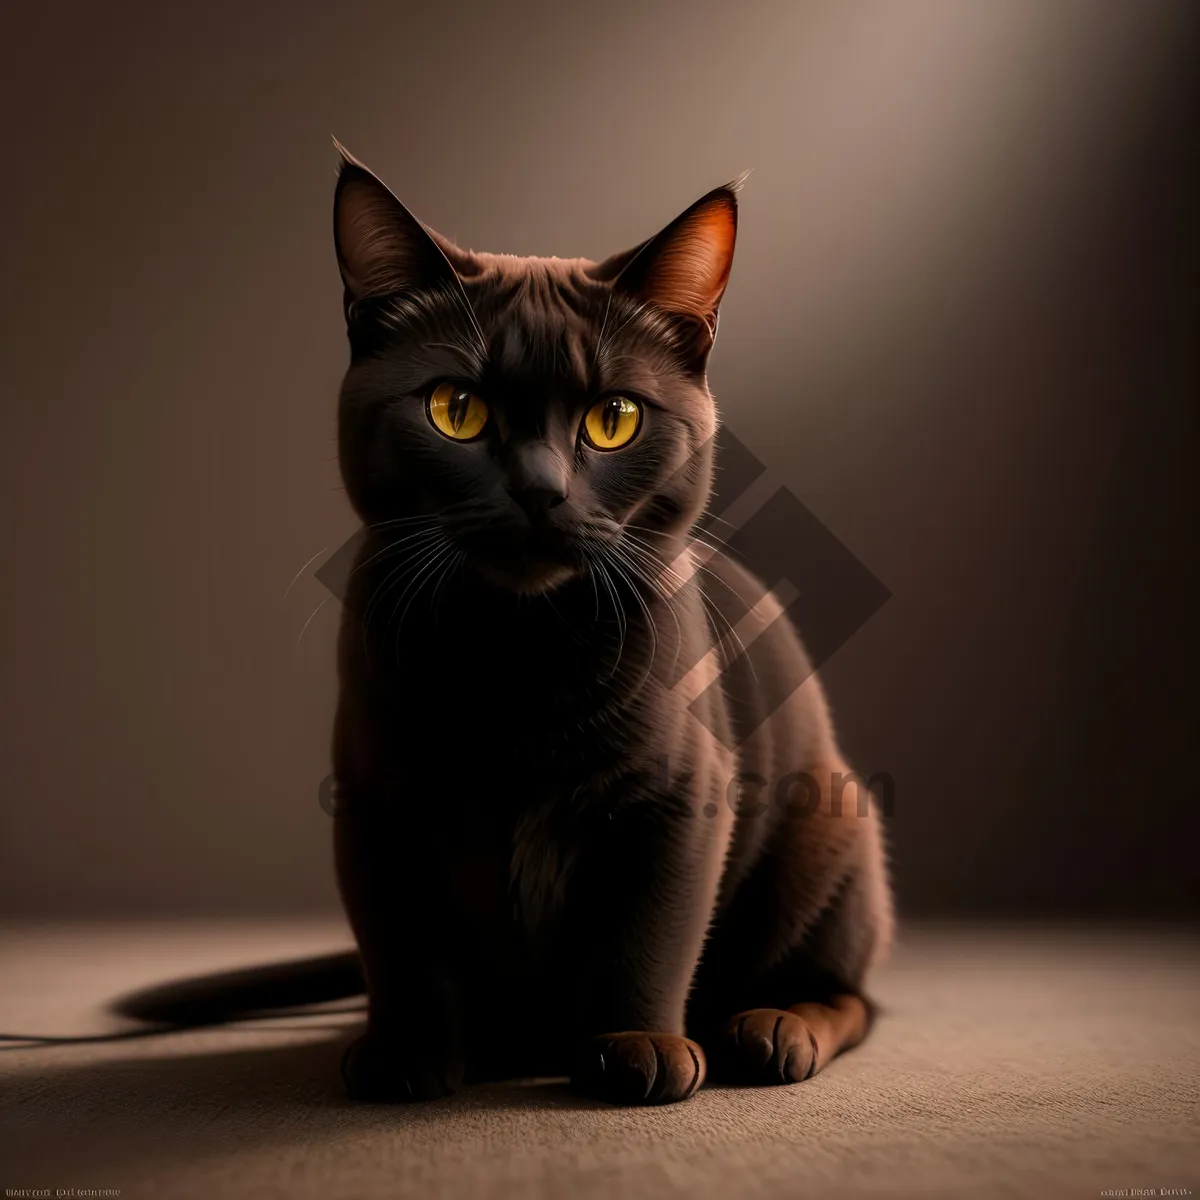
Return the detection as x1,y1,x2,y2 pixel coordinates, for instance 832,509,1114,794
332,141,471,310
594,181,740,361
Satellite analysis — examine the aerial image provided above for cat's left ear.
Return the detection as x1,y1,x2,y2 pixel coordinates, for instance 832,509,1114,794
593,181,740,365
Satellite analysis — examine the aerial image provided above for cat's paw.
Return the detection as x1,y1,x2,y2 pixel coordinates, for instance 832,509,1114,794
341,1033,463,1103
709,1008,818,1084
571,1031,706,1105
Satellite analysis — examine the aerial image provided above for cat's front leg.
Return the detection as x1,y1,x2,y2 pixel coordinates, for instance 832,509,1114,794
340,969,464,1103
564,804,718,1106
335,805,467,1102
568,951,708,1105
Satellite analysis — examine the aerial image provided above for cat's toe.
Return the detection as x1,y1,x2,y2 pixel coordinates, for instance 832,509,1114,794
710,1008,817,1085
341,1033,462,1103
571,1031,705,1105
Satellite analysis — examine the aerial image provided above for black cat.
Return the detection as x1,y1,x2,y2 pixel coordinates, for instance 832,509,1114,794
328,146,892,1105
118,146,893,1106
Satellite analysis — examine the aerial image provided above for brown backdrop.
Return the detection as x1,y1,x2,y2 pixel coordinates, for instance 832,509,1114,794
1,0,1196,917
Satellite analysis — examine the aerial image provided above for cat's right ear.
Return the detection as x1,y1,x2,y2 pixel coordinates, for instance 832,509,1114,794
332,141,463,314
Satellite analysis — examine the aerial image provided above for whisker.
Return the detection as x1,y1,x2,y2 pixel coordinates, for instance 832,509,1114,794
619,532,689,595
591,555,626,682
360,536,447,639
352,526,444,578
284,544,333,601
615,537,687,679
364,514,441,532
296,594,333,647
592,291,615,369
605,544,660,695
622,530,756,681
429,549,466,616
626,520,739,560
388,539,458,655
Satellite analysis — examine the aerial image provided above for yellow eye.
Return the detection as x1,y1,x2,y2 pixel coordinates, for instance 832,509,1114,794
583,395,642,451
428,382,488,441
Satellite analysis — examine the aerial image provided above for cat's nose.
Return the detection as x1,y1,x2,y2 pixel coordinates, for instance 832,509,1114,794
508,483,566,521
506,444,569,521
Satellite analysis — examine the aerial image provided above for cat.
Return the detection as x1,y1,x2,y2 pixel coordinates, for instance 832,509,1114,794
325,144,893,1106
117,144,893,1106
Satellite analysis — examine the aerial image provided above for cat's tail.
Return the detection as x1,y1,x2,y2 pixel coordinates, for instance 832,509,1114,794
110,951,364,1026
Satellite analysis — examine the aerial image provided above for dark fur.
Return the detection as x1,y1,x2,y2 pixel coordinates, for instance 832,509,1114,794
325,148,892,1105
116,151,893,1105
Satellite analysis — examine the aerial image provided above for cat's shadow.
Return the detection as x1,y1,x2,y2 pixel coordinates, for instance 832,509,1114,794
2,1021,612,1179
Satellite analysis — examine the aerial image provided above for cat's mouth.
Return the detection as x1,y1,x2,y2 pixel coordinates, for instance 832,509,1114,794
459,528,586,596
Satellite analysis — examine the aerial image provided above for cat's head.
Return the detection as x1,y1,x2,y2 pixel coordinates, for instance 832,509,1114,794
332,144,738,596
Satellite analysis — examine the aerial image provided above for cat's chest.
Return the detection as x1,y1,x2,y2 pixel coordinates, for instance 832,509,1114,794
386,642,627,781
372,625,629,938
435,783,596,969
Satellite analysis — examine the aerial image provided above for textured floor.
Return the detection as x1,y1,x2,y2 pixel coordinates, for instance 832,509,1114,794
1,920,1197,1199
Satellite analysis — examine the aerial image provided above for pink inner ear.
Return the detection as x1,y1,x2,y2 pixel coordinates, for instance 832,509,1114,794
639,200,737,323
